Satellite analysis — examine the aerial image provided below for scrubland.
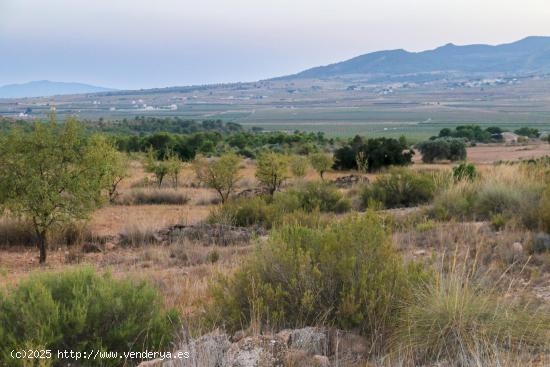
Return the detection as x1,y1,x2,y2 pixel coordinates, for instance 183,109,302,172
3,144,550,366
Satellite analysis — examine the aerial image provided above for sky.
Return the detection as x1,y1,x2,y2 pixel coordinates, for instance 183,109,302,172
1,0,550,90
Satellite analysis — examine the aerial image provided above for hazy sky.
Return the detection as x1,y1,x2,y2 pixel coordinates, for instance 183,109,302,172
2,0,550,89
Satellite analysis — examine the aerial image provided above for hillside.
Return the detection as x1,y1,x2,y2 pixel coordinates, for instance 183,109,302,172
280,36,550,81
0,80,116,98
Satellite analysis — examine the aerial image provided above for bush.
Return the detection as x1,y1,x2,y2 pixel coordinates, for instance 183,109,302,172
417,139,467,163
0,219,94,248
119,188,190,205
280,181,351,213
432,165,544,228
0,267,179,366
209,213,428,343
361,168,435,209
394,272,550,365
208,183,350,228
119,223,161,247
208,196,281,228
452,162,477,181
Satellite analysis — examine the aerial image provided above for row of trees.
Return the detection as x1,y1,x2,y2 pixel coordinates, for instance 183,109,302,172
114,130,330,161
192,152,334,202
437,124,542,142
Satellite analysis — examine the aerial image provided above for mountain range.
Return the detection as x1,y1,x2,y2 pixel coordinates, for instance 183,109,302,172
4,37,550,99
280,36,550,82
0,80,115,99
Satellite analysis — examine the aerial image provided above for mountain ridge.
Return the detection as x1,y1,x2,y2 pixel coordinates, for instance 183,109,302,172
0,80,116,99
277,36,550,81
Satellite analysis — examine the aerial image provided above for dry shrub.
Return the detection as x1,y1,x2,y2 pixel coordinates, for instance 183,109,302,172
119,222,160,247
432,164,545,229
209,212,429,350
0,218,94,248
392,263,550,366
117,188,190,205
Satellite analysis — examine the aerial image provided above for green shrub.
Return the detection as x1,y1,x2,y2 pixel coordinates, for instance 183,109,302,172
452,162,477,181
0,267,179,367
361,168,435,209
490,213,507,231
432,166,544,228
208,183,350,229
280,181,351,213
209,213,428,344
208,196,281,228
431,182,477,220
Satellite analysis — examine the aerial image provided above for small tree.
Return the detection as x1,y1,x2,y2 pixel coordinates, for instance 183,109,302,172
309,152,334,180
165,151,182,188
0,118,113,264
256,153,290,196
193,153,241,203
91,136,129,203
290,155,308,179
144,148,170,188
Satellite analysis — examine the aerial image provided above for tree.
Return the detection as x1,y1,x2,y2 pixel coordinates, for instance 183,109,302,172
0,118,113,264
514,127,540,138
334,137,413,172
90,136,129,203
309,153,333,180
417,140,450,163
290,155,308,179
417,139,466,163
144,148,171,187
255,153,290,196
193,153,241,203
165,151,182,188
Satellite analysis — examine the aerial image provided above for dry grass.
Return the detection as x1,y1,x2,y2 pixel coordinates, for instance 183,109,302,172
117,188,191,205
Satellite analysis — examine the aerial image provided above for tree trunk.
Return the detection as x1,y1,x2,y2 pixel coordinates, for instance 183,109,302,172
38,231,47,264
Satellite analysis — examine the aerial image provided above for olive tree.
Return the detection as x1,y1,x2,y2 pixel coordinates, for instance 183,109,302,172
192,153,241,203
309,152,334,180
0,118,116,264
255,152,290,196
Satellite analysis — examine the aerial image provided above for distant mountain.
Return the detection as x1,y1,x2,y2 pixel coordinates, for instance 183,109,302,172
279,36,550,81
0,80,116,98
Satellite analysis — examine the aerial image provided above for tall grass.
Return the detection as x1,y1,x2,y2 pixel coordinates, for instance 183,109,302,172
392,258,550,366
0,218,94,248
432,164,546,228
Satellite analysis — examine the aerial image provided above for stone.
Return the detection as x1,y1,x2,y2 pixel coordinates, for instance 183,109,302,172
163,331,230,367
287,327,329,356
511,242,523,253
331,175,369,188
533,233,550,253
225,335,287,367
328,329,368,362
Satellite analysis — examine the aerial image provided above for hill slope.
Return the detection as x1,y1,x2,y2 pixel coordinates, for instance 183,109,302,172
281,36,550,81
0,80,116,98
